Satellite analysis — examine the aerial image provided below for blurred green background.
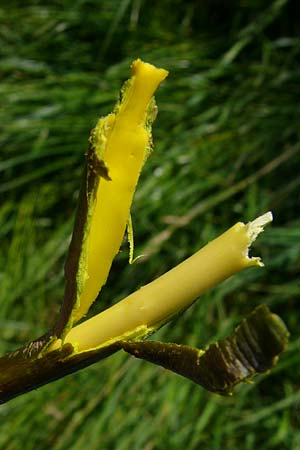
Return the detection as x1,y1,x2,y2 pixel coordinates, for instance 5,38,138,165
0,0,299,448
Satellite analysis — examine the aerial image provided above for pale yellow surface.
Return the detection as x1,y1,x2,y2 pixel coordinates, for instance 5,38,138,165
73,60,168,323
63,213,272,351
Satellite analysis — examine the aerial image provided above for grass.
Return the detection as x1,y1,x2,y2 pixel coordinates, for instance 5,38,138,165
0,0,299,449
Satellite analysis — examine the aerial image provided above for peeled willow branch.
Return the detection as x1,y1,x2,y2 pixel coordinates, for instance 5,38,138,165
0,60,289,404
59,212,275,351
55,59,168,338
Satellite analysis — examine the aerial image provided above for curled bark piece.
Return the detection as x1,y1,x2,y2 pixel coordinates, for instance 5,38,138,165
120,305,289,395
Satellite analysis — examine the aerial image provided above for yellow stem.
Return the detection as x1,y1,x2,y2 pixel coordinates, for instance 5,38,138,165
73,60,168,323
62,212,272,352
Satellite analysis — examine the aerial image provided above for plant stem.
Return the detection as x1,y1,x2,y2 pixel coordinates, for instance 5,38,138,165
67,59,168,326
61,212,273,351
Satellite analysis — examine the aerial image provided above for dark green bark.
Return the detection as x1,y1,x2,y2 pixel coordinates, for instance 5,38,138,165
0,341,118,404
121,305,289,395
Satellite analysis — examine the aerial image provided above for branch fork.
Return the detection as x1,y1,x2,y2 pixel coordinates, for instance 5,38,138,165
0,61,289,404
